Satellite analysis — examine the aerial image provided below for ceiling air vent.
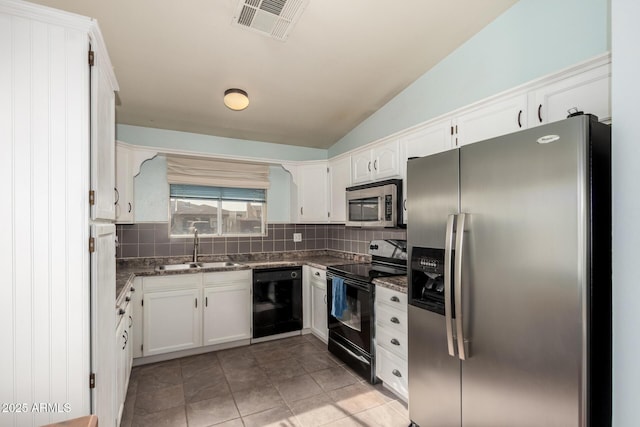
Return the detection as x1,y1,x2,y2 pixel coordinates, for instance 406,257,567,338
232,0,309,41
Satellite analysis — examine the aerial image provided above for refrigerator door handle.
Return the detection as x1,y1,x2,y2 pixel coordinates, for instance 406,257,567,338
455,212,470,360
444,214,457,357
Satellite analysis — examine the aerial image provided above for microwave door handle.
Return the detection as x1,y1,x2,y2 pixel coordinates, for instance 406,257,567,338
444,214,457,357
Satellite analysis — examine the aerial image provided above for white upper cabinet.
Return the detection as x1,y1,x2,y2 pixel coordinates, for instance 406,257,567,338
455,93,528,147
296,162,329,223
529,62,611,126
91,49,117,221
328,155,351,223
115,143,135,223
400,118,454,224
352,139,401,184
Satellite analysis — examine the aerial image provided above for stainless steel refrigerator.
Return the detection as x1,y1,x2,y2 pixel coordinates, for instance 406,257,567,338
406,115,611,427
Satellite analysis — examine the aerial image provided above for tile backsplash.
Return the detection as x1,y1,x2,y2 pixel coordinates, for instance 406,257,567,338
116,223,406,259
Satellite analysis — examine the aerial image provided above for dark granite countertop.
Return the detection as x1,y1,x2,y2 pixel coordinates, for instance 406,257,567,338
116,250,370,301
373,275,408,294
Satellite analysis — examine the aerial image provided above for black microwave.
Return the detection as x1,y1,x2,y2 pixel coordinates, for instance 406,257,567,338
345,179,403,228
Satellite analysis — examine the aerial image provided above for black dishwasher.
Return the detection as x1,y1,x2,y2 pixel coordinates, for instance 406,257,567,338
252,267,302,338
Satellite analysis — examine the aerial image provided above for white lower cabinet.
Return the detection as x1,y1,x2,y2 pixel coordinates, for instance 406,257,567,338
203,271,251,345
115,289,134,427
142,272,202,357
307,267,328,342
140,270,251,358
375,286,408,401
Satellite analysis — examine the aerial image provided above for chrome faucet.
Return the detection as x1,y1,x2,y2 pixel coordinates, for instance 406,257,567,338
192,229,199,263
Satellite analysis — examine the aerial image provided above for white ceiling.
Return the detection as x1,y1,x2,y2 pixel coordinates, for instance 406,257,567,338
29,0,517,149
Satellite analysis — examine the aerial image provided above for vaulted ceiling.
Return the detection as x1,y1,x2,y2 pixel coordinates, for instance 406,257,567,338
29,0,518,148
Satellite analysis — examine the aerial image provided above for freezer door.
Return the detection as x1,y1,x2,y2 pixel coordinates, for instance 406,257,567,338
458,118,589,426
407,149,461,426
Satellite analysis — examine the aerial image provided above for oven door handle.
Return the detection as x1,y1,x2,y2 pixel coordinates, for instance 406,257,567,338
326,274,370,292
330,337,369,365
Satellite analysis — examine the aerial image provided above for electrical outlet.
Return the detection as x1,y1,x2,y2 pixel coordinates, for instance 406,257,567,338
293,233,302,242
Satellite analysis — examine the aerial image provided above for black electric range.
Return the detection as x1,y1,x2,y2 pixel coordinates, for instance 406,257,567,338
326,239,407,383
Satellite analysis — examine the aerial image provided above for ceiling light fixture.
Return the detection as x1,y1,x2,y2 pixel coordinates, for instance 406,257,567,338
224,88,249,111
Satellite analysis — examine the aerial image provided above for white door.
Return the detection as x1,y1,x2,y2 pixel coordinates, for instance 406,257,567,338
328,156,351,223
311,281,328,342
456,93,527,147
90,224,116,427
400,119,454,224
530,63,611,126
203,284,251,345
298,163,329,222
351,150,373,184
372,139,400,180
143,288,202,356
90,48,116,221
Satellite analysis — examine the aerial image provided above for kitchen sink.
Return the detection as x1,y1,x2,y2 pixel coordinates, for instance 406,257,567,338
155,261,242,272
155,263,200,271
197,261,241,268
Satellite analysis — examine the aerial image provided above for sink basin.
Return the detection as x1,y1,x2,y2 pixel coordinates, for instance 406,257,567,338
155,263,200,271
155,261,242,272
197,262,241,268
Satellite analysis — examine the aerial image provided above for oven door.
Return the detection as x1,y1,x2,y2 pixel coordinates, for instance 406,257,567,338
327,274,372,353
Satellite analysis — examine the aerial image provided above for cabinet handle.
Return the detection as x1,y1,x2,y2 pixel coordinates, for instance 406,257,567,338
114,187,119,205
368,161,371,172
517,110,523,128
128,202,132,213
130,286,136,292
205,297,208,307
537,104,543,123
300,207,303,216
324,294,327,305
122,335,127,350
390,296,400,303
392,369,402,378
314,272,320,277
125,296,131,302
390,317,400,324
403,199,407,211
195,298,198,308
391,338,400,346
118,308,125,315
374,160,377,170
128,315,132,328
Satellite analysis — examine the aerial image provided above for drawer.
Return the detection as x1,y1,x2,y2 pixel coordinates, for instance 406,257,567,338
376,286,407,310
203,270,251,287
376,324,408,360
376,346,408,400
375,302,407,333
143,273,201,292
308,267,326,282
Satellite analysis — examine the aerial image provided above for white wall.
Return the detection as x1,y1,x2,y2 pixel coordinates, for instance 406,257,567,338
611,0,640,424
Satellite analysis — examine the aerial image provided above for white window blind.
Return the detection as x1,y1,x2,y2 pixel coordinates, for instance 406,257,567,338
166,155,270,189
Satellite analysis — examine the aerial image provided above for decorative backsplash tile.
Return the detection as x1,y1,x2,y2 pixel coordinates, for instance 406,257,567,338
116,223,406,259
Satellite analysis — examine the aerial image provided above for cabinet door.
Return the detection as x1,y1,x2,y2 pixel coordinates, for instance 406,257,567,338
302,266,312,329
530,63,611,126
328,156,351,223
311,281,328,342
131,277,143,358
400,119,454,224
90,54,116,221
456,94,527,147
298,163,329,222
115,317,126,425
115,143,134,223
351,150,373,184
203,284,251,345
143,288,201,356
90,224,116,427
372,139,400,180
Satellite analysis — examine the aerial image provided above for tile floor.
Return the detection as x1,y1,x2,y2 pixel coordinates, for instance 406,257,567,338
121,334,410,427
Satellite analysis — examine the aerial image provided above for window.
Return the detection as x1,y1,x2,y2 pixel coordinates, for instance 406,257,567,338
169,184,266,237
